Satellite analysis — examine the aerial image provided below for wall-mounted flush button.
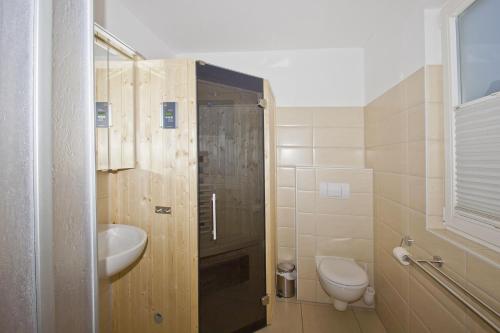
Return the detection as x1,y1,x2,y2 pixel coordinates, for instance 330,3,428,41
155,206,171,214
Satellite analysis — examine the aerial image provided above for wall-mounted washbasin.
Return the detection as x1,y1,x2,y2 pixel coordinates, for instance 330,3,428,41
98,224,147,278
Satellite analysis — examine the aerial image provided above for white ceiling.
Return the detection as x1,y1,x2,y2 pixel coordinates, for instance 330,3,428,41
115,0,444,53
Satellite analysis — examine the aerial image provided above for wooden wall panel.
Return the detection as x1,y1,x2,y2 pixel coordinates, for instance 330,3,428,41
105,60,275,332
109,59,197,333
264,80,277,324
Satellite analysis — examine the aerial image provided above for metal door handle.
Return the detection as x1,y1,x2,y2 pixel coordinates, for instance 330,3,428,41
212,193,217,240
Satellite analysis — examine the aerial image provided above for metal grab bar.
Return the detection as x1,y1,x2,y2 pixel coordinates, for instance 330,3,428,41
404,254,500,332
423,261,499,319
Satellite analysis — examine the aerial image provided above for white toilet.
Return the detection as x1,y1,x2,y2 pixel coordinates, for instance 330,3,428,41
316,256,369,311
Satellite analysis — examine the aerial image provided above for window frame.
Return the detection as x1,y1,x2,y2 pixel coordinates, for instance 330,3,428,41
444,0,500,251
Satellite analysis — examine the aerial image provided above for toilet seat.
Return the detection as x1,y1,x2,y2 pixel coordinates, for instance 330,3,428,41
318,257,368,287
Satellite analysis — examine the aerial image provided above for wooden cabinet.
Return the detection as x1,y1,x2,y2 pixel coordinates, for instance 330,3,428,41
95,46,135,171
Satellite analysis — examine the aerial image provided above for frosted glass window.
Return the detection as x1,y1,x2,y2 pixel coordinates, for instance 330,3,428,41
457,0,500,104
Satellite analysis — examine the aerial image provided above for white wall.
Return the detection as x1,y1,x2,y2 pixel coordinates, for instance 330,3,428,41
364,5,426,104
95,0,174,59
178,48,365,107
364,3,444,104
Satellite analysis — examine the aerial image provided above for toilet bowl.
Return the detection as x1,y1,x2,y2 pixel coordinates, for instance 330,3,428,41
316,256,369,311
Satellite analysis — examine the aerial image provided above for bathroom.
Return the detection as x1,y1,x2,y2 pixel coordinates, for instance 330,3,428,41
1,0,500,332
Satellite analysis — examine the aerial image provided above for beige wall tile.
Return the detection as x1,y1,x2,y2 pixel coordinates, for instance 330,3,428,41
407,141,425,177
404,68,425,109
366,84,405,123
277,167,296,187
297,213,315,235
376,220,405,255
425,65,443,103
374,172,409,206
426,103,444,140
298,257,316,279
407,105,425,142
312,107,364,127
408,176,426,213
277,186,296,207
297,191,315,213
278,147,313,166
409,311,430,333
313,127,364,148
373,144,408,174
313,147,365,167
316,237,373,262
297,278,316,302
376,273,410,331
409,275,466,333
278,246,296,263
376,196,409,235
376,295,406,333
365,123,379,148
278,227,294,247
466,254,500,307
296,168,315,191
315,168,373,193
277,126,313,147
315,193,373,216
378,111,407,146
277,207,295,228
277,107,314,126
298,235,316,257
353,308,388,333
377,247,409,302
315,214,372,239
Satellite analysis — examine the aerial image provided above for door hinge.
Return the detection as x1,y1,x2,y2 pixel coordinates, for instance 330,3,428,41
258,98,267,108
261,294,270,306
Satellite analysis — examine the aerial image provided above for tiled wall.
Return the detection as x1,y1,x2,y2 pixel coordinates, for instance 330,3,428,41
295,167,374,304
366,66,500,332
276,107,365,264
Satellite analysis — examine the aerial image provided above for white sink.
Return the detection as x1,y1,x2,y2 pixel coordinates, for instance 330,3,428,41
98,224,147,278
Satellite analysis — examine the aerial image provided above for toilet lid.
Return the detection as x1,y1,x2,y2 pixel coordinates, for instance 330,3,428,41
319,258,368,286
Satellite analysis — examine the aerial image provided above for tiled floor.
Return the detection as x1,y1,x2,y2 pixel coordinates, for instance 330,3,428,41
256,298,387,333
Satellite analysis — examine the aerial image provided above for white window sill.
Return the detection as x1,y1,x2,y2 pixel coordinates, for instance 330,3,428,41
428,227,500,268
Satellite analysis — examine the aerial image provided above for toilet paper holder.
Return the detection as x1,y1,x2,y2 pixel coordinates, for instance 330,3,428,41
399,236,444,268
399,235,414,247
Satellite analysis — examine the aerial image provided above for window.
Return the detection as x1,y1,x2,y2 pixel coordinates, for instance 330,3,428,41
445,0,500,249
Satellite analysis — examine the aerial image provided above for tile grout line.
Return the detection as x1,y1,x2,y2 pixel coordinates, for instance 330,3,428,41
351,309,364,332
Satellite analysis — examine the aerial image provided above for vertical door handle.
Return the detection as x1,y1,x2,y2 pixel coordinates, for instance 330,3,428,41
212,193,217,241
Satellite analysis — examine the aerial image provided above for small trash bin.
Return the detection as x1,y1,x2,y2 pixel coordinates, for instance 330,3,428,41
276,262,296,298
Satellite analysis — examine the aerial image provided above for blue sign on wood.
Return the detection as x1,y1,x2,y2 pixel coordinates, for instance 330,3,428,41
96,102,110,128
161,102,176,129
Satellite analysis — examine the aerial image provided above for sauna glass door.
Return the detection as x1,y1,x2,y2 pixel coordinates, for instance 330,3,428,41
197,62,267,333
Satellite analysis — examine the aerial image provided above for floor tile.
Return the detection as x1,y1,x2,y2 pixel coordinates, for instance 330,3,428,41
256,301,303,333
353,308,387,333
301,303,361,333
256,300,387,333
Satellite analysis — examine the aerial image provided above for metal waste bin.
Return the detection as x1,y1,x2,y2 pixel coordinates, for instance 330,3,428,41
277,263,296,298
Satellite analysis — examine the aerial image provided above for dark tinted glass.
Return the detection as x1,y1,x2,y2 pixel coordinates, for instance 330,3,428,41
197,62,267,333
